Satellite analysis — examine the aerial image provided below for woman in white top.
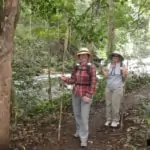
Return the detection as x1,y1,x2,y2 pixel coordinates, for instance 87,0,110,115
101,51,127,127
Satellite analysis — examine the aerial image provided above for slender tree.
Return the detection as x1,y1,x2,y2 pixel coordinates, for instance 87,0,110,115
107,0,115,56
0,0,19,149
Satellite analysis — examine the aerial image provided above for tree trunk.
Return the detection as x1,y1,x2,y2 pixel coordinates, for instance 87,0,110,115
107,0,115,57
0,0,19,149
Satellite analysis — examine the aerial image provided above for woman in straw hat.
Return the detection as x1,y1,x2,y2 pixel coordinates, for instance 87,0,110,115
61,47,96,147
101,51,127,127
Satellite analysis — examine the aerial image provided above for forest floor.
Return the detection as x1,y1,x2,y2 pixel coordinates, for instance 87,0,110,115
11,84,150,150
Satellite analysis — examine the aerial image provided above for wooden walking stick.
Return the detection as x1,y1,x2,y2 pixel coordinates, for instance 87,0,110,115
120,61,128,131
120,59,129,131
120,86,125,131
58,24,69,142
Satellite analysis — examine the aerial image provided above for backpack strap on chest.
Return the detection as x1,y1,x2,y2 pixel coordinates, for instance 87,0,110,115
87,62,92,76
120,61,123,74
74,63,80,72
74,62,92,78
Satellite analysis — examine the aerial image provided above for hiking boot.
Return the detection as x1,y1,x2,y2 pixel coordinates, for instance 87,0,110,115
73,132,79,138
111,121,119,127
80,139,87,147
105,120,111,126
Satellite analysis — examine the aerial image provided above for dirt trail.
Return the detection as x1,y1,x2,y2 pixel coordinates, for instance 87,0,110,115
11,84,150,150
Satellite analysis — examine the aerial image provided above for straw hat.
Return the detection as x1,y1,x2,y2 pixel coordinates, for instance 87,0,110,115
76,47,92,56
110,51,124,61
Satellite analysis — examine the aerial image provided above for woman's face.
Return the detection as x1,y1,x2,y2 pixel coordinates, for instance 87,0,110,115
79,54,89,64
112,55,120,63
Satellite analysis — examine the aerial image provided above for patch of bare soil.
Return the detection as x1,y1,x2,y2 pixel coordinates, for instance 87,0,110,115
10,84,150,150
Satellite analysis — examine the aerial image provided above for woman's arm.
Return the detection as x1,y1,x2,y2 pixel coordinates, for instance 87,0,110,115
101,66,109,78
61,68,76,84
122,64,128,79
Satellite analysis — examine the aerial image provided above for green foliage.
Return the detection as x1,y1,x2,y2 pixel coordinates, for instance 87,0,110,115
142,99,150,128
11,0,150,125
27,93,71,117
25,0,75,19
114,2,133,29
125,74,150,92
93,78,106,101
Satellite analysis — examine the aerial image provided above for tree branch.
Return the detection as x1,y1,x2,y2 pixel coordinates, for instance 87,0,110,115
72,0,108,26
0,0,19,64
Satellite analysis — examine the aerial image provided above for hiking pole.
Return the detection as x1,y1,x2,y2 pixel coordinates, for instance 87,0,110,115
58,23,69,141
120,61,128,131
120,87,125,131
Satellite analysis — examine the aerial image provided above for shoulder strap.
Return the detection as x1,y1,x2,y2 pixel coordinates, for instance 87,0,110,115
120,61,123,75
87,62,92,76
74,63,80,72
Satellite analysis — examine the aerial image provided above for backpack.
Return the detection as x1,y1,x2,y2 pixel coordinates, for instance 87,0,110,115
74,62,92,75
120,61,126,82
74,62,92,83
